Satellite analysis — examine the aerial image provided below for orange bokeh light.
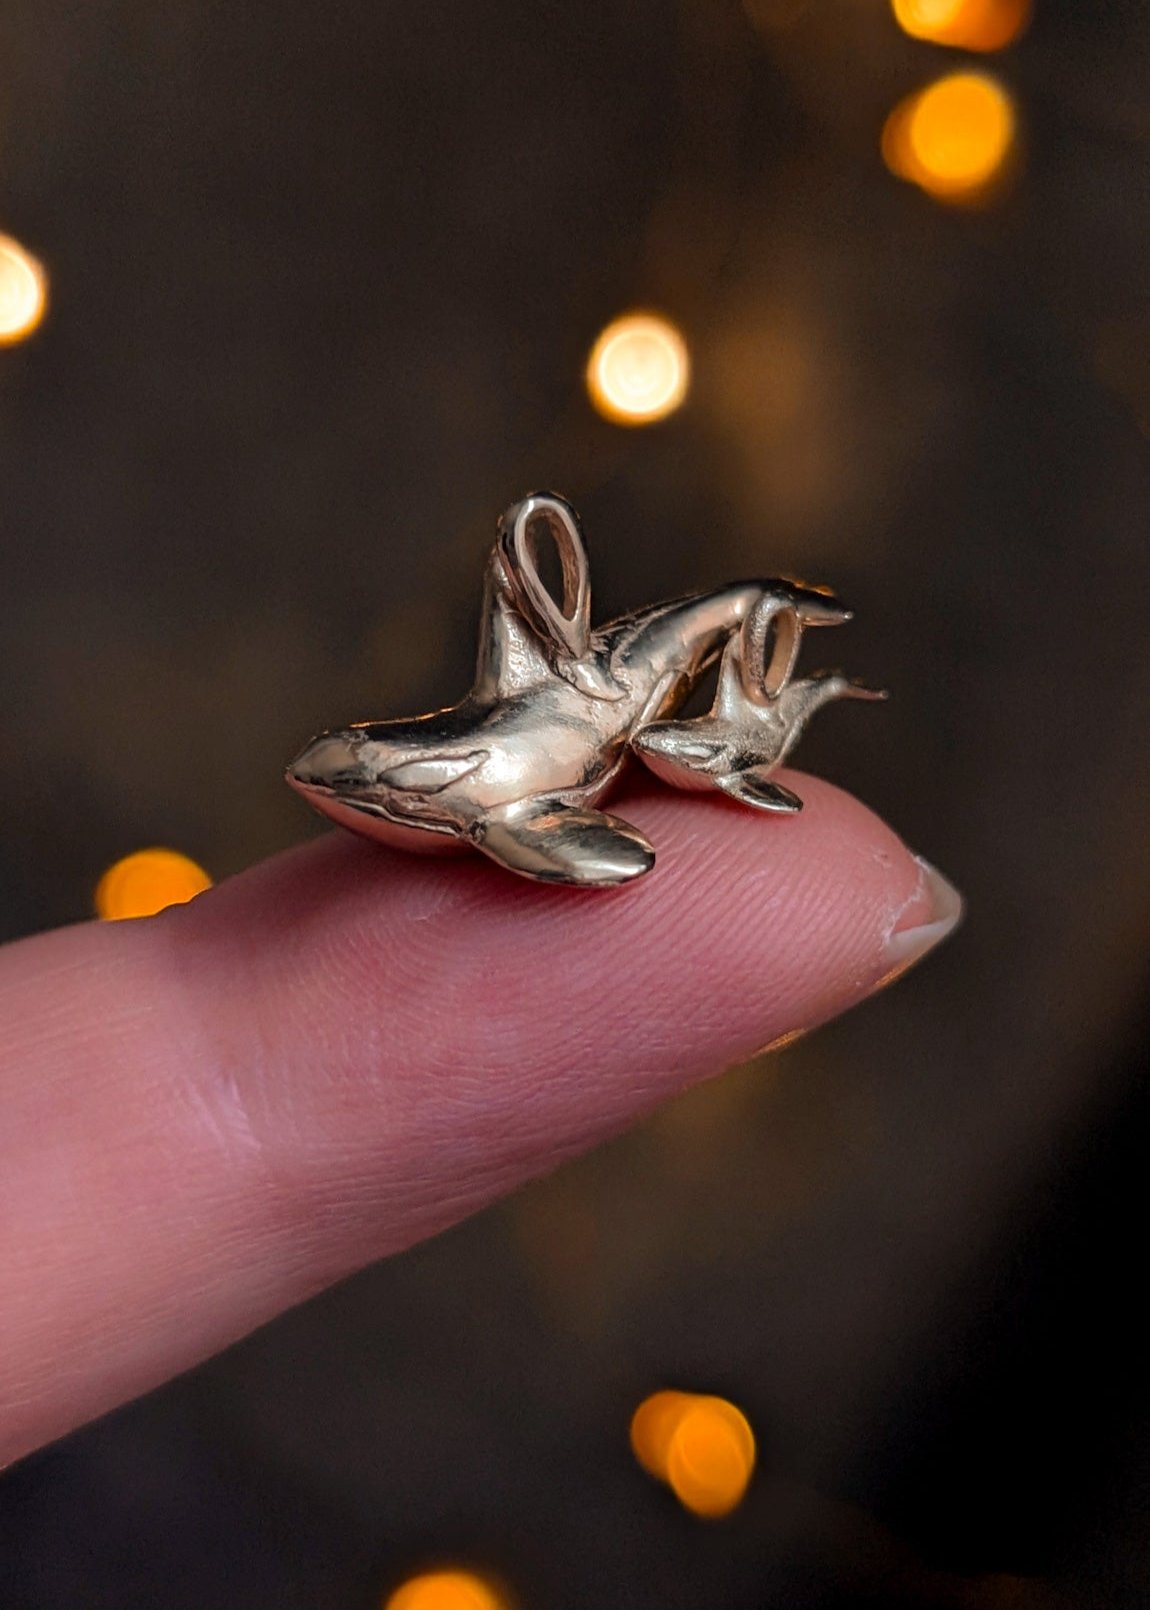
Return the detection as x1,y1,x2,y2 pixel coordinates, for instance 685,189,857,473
0,233,48,346
629,1389,693,1478
383,1570,508,1610
586,312,690,425
891,0,1030,52
630,1390,756,1518
94,848,213,921
883,72,1016,204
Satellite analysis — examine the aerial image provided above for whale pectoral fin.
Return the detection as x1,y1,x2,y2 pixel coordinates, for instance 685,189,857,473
473,803,655,887
717,770,804,814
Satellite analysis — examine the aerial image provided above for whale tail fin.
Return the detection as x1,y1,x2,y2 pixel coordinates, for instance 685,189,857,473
777,672,887,727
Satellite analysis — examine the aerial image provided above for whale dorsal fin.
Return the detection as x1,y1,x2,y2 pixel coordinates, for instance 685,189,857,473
475,494,623,702
714,632,750,722
727,594,803,711
499,493,590,661
473,563,553,698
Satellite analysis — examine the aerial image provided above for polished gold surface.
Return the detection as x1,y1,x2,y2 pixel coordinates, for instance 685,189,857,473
287,494,878,885
633,588,885,815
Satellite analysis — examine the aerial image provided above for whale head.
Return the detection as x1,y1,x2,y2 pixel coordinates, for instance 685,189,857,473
286,723,489,839
629,721,741,791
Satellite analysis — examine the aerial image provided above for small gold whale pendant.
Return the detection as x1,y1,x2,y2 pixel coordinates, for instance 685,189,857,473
286,493,882,887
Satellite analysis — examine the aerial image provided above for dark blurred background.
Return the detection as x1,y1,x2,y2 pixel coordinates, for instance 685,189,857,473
2,1,1150,1605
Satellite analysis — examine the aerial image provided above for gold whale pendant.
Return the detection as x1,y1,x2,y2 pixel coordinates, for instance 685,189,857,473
286,493,881,887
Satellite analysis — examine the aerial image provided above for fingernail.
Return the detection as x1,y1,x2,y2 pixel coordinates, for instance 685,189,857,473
882,856,964,981
754,857,963,1060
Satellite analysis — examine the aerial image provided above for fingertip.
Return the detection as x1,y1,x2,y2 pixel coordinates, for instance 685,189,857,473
0,773,961,1458
601,771,947,1066
172,772,955,1219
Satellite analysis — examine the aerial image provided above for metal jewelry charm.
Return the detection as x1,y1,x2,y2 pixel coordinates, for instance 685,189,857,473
286,493,881,887
632,588,885,813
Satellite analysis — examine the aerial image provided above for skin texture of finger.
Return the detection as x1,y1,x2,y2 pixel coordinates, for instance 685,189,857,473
0,773,942,1463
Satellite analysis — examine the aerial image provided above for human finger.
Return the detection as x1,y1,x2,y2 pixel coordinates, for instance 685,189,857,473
0,773,960,1461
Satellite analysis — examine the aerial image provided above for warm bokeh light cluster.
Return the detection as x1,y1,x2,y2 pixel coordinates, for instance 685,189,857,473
383,1569,509,1610
630,1389,756,1518
0,233,48,345
94,848,213,921
586,312,690,425
891,0,1030,52
882,71,1016,203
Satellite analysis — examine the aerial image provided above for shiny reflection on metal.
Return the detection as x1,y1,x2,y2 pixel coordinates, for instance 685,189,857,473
632,587,886,815
287,493,880,886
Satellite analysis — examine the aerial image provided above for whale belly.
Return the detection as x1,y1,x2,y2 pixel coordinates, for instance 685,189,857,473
308,793,469,855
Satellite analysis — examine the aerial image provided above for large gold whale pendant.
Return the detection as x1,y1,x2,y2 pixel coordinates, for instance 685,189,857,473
286,494,881,887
